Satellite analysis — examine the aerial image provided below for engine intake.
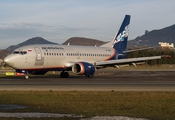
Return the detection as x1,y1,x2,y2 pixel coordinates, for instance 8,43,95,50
72,62,95,75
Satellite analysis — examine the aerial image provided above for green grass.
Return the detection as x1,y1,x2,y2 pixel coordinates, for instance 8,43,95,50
0,91,175,120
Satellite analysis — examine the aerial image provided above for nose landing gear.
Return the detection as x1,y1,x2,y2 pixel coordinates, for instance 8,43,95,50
24,74,29,79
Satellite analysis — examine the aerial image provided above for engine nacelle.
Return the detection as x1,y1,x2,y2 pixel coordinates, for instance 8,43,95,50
72,62,95,75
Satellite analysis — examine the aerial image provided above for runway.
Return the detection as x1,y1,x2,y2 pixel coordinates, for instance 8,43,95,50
0,69,175,91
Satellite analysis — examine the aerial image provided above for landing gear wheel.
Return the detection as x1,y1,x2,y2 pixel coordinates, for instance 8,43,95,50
24,75,29,79
60,72,69,78
64,72,69,78
85,75,90,78
85,74,94,78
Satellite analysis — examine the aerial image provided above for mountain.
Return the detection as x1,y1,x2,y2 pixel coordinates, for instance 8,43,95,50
62,37,106,46
128,24,175,47
63,24,175,48
5,24,175,50
1,37,106,59
0,49,11,60
6,37,57,51
1,24,175,59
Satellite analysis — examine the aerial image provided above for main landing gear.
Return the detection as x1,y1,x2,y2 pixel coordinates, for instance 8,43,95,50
85,74,94,78
60,71,69,78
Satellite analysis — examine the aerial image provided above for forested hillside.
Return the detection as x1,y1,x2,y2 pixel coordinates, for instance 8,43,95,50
128,48,175,65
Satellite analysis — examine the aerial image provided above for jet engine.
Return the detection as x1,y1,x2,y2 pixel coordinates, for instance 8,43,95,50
72,62,95,76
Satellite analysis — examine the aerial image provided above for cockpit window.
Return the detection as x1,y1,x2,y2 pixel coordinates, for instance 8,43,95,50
21,51,27,55
13,51,27,55
13,51,20,54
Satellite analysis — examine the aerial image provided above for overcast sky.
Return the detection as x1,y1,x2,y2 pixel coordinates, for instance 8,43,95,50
0,0,175,49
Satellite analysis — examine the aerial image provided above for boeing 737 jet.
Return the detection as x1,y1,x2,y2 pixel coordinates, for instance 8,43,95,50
4,15,162,79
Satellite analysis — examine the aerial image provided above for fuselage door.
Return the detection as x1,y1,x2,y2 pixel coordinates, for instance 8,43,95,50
34,47,42,61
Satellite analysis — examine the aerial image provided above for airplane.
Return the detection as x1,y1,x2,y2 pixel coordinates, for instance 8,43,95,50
3,15,162,79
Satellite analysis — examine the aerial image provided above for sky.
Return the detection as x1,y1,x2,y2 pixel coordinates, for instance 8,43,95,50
0,0,175,49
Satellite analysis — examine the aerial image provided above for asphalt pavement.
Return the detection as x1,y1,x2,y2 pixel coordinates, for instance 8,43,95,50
0,69,175,91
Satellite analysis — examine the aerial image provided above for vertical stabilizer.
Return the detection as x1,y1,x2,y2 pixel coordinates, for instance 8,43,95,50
101,15,131,54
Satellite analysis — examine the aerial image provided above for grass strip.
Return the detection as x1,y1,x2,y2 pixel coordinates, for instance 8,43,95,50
0,91,175,120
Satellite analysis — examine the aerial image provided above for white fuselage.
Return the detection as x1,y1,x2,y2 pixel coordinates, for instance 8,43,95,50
4,44,116,70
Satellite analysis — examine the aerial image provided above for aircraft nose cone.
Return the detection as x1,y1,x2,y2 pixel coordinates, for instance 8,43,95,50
4,56,14,67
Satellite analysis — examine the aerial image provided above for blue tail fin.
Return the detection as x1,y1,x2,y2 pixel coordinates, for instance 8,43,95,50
112,15,130,54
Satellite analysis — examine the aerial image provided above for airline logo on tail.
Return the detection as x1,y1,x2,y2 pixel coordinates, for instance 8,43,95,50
112,25,129,47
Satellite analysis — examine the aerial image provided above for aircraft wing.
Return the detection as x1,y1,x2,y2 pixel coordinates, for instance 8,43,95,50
95,56,161,67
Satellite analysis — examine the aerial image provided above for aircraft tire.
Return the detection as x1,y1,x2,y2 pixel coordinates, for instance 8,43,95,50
60,72,69,78
64,72,69,78
85,75,90,78
24,75,29,79
85,74,94,78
